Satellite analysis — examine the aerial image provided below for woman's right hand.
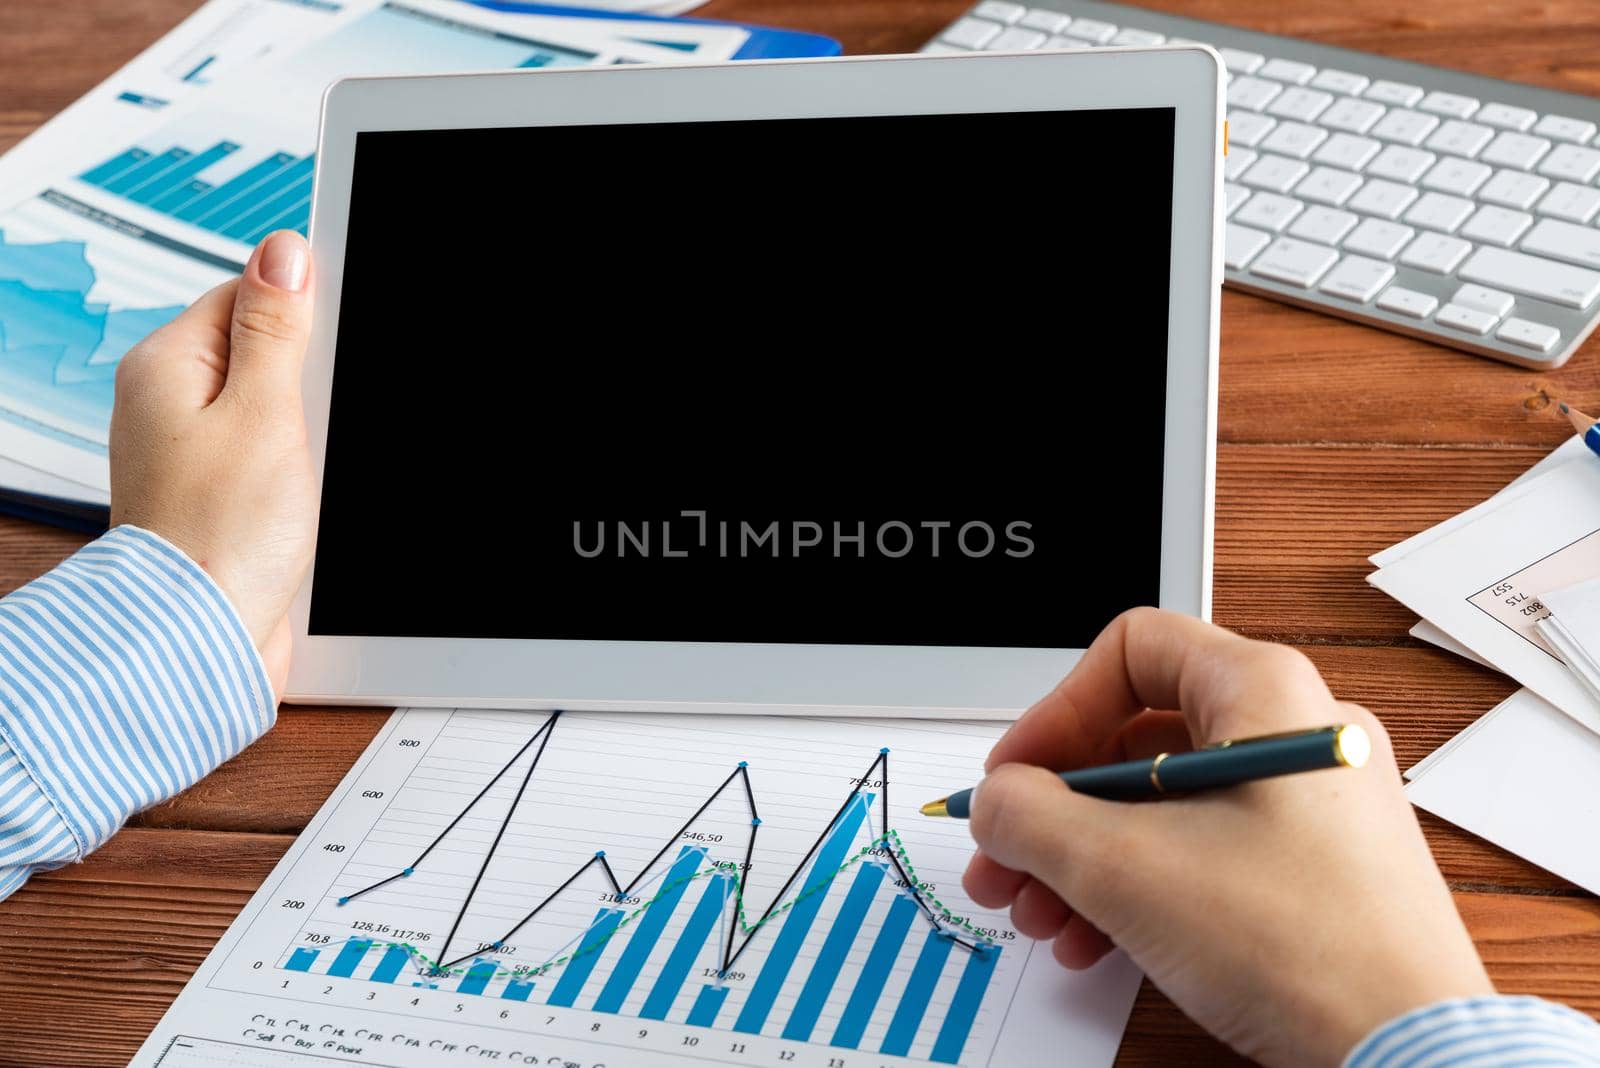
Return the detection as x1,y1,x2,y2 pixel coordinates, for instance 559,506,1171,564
963,608,1492,1067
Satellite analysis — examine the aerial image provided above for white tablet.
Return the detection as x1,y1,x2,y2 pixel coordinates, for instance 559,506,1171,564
287,48,1223,717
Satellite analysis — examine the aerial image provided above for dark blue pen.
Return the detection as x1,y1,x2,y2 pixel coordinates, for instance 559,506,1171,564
920,724,1371,818
1559,402,1600,460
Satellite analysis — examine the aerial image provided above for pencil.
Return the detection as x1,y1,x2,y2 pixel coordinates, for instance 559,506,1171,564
1559,402,1600,461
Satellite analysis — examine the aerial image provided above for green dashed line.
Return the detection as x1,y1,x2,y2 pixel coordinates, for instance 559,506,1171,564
312,829,995,983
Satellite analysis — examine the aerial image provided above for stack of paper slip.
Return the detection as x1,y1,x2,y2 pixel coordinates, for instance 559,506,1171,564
1366,435,1600,894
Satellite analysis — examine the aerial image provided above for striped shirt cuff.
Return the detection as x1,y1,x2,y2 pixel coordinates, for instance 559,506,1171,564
0,525,274,871
1345,995,1600,1068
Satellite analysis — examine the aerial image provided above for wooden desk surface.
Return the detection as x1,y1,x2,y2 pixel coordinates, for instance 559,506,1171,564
2,1,1599,1064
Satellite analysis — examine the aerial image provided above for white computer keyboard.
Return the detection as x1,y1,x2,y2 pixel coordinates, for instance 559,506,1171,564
926,0,1600,368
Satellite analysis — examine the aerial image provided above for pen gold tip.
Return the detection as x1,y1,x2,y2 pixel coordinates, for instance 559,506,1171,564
920,798,950,818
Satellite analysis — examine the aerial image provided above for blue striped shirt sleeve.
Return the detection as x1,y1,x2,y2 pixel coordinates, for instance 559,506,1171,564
0,525,274,900
1346,995,1600,1068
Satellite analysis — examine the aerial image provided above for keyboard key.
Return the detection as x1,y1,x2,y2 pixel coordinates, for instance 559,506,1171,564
1452,284,1516,317
1227,110,1277,147
1259,58,1317,84
1224,182,1252,215
1228,76,1283,112
1477,103,1538,131
1225,147,1260,180
1064,17,1117,43
1399,232,1472,273
1477,131,1551,171
1536,181,1600,223
1365,80,1424,107
1479,169,1550,210
1521,217,1600,270
1403,191,1475,233
1110,28,1164,45
1266,87,1334,123
1240,154,1310,192
1423,120,1494,158
1313,133,1381,171
1532,113,1597,144
1233,191,1304,232
1310,69,1369,95
1319,97,1386,134
1288,205,1358,244
1435,302,1498,334
1342,218,1414,259
987,26,1047,49
1457,246,1600,309
974,1,1024,22
1249,235,1340,287
1044,34,1092,48
1366,145,1435,183
1376,285,1438,318
922,41,968,53
1458,205,1533,247
1371,108,1439,146
1418,91,1480,119
1420,157,1491,196
1017,8,1070,32
1536,143,1600,184
1218,47,1265,74
1346,178,1419,219
1496,317,1561,353
1224,223,1271,269
1318,254,1395,302
1260,121,1328,159
941,16,1003,48
1296,166,1363,206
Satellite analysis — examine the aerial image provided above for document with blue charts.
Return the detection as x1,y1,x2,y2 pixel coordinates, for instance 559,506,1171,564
131,708,1142,1068
0,0,727,496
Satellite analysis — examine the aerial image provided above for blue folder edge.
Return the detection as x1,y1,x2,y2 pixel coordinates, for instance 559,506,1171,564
466,1,842,60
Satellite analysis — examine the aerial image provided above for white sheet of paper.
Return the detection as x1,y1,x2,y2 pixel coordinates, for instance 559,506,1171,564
130,708,1142,1068
1368,459,1600,736
1407,688,1600,897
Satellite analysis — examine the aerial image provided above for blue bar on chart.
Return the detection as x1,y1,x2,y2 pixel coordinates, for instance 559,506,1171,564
104,147,191,196
216,156,315,240
593,847,704,1014
831,893,918,1050
176,152,296,225
880,930,956,1057
80,148,150,187
930,944,1002,1064
458,958,497,997
370,944,412,984
285,947,320,972
641,873,730,1020
783,862,885,1041
151,179,212,214
127,141,239,204
687,984,730,1027
734,795,872,1035
546,908,624,1008
503,979,535,1002
328,939,374,979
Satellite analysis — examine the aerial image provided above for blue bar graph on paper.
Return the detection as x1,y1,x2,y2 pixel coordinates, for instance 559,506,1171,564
104,147,191,196
734,794,872,1034
151,179,212,214
215,156,314,238
80,148,150,186
546,908,623,1008
328,939,374,979
370,944,411,984
127,141,238,204
832,894,918,1049
503,979,535,1001
458,958,496,996
641,873,730,1021
178,152,296,223
783,863,885,1041
594,847,704,1014
931,944,1002,1064
687,984,730,1027
880,930,955,1056
285,947,319,972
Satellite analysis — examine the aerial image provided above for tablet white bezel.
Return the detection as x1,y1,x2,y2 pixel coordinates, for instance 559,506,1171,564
287,48,1223,717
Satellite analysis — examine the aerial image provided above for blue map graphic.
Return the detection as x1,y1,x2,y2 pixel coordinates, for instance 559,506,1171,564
0,228,184,446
